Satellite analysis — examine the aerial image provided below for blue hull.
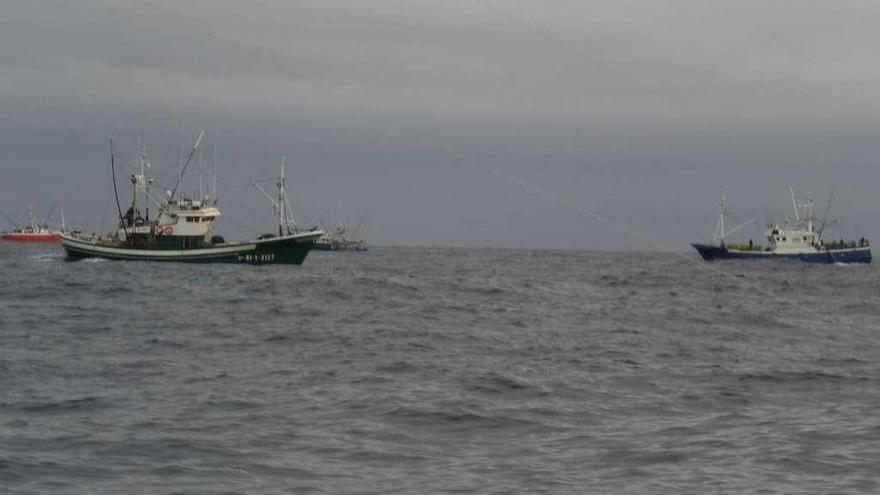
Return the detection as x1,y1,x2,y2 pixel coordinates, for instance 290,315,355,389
692,244,871,264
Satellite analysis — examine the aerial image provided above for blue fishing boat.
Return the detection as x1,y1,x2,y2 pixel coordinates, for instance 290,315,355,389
692,188,871,264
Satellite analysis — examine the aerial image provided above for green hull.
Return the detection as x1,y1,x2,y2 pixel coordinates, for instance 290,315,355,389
61,232,320,265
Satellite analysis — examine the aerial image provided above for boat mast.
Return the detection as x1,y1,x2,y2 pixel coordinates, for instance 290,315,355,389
713,190,727,243
130,168,138,214
178,143,184,201
282,157,296,233
212,141,218,205
279,158,286,236
805,196,814,232
278,156,297,235
252,157,297,236
789,186,800,221
711,189,755,245
143,149,153,222
817,187,835,241
199,147,204,201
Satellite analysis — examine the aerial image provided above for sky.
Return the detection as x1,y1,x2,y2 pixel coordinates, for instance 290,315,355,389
2,0,880,250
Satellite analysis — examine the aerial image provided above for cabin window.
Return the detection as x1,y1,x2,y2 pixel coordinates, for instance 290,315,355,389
186,216,198,222
782,237,787,242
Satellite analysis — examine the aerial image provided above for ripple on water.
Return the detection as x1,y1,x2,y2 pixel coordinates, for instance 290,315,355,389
1,246,879,493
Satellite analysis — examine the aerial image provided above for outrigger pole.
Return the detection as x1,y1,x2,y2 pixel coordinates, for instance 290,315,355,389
110,139,129,240
168,130,205,201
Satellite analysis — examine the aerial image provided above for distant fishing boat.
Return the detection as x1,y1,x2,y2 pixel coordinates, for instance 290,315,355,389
62,132,322,264
312,224,367,252
1,205,64,243
692,188,871,264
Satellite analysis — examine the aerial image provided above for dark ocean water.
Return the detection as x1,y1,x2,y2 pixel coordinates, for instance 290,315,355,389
1,242,879,494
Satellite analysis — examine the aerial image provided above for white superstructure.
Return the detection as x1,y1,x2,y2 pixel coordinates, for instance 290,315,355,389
763,188,820,254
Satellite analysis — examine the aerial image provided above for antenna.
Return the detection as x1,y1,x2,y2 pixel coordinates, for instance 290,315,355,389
789,186,800,221
213,140,218,203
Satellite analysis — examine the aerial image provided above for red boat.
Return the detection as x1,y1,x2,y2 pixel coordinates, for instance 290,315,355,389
1,230,63,242
1,205,64,243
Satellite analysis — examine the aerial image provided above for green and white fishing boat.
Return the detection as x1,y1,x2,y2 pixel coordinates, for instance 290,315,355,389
62,132,322,264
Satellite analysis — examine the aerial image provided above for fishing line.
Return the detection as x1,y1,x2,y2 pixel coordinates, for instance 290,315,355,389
474,0,695,118
480,162,830,315
466,3,852,325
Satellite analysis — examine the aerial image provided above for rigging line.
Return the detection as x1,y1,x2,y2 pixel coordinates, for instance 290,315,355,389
218,211,264,236
110,140,129,239
169,131,205,200
0,210,19,229
137,0,342,99
474,0,693,116
110,152,170,206
481,163,827,314
40,201,59,228
214,179,265,222
108,153,168,209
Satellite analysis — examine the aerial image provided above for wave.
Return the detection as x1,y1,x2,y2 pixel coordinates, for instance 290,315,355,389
465,372,549,396
16,396,108,414
737,370,868,384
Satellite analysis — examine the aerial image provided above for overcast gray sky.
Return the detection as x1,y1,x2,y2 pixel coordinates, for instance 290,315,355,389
2,0,879,249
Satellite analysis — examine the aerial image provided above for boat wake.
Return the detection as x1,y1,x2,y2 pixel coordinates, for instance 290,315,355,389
30,253,64,262
833,261,867,268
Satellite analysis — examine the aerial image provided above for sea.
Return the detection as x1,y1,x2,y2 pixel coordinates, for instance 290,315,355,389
1,242,878,494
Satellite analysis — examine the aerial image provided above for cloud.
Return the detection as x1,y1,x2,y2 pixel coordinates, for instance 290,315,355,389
2,0,880,248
